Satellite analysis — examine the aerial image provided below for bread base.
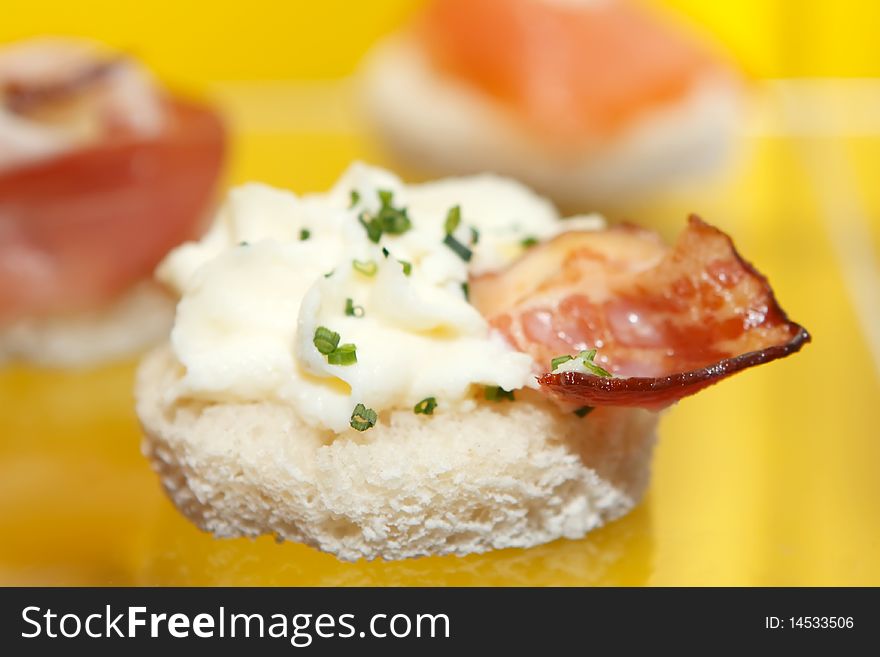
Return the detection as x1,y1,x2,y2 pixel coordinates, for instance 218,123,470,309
0,281,174,368
360,37,741,208
137,345,658,562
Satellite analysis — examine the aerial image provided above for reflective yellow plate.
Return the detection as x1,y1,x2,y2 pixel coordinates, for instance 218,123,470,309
1,78,879,586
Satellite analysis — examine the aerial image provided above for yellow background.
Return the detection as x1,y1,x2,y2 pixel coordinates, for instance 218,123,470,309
2,0,880,83
1,1,879,585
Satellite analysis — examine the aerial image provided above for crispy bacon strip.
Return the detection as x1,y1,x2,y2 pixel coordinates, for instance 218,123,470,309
471,215,809,409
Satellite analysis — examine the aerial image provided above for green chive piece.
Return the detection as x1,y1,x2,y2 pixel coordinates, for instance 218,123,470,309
484,386,515,402
470,226,480,245
550,355,573,370
238,241,249,247
461,281,470,301
521,236,539,248
350,403,377,431
581,349,612,377
357,190,412,243
445,205,461,234
349,189,360,208
299,228,311,241
344,298,364,318
584,361,613,377
443,233,473,262
381,247,390,258
327,343,357,365
358,212,383,243
376,190,412,235
313,326,340,355
399,260,412,276
379,207,411,234
574,406,594,418
413,397,438,415
324,270,335,279
352,259,378,276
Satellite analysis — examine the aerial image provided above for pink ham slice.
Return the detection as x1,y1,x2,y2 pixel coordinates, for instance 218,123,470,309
0,98,225,323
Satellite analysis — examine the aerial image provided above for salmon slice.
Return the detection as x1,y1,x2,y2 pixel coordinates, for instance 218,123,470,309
471,216,809,409
419,0,726,143
0,99,225,323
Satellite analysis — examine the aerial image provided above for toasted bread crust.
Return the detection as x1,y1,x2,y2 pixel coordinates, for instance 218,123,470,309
137,344,658,561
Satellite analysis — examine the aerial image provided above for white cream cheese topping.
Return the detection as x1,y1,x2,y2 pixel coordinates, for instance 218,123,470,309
158,163,603,433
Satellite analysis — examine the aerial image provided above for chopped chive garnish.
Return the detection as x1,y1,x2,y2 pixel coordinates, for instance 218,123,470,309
352,259,378,276
413,397,438,415
313,326,340,355
399,260,412,276
299,228,311,241
324,270,335,278
379,208,411,234
345,298,364,317
357,191,412,242
443,233,473,262
470,226,480,245
358,212,383,243
381,247,390,258
551,355,573,370
327,343,357,365
461,282,470,301
349,189,360,208
376,190,411,235
521,236,539,248
238,241,249,247
581,349,613,377
350,403,377,431
583,361,613,377
484,386,515,402
315,326,357,365
444,205,461,234
574,406,594,418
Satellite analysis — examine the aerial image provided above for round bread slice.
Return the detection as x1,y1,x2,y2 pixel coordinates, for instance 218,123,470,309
360,37,740,208
0,281,174,368
137,344,658,562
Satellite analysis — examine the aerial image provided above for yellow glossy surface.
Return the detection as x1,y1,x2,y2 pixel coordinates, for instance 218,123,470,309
4,1,880,80
1,77,879,585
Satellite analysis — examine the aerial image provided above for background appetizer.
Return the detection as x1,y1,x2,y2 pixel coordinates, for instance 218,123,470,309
361,0,742,208
0,38,226,366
